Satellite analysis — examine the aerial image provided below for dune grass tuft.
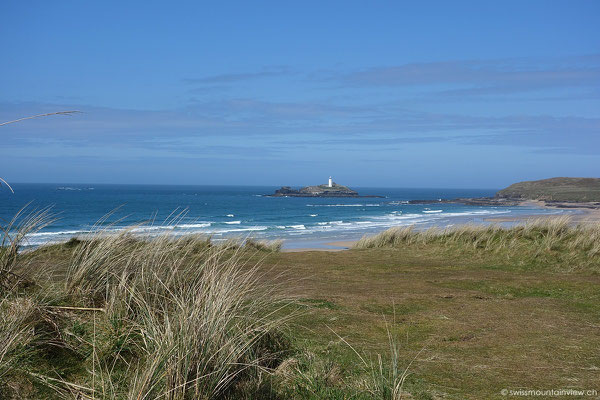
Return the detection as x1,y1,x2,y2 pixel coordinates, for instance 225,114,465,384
244,238,283,252
0,295,38,381
354,216,600,271
0,216,293,399
63,229,291,399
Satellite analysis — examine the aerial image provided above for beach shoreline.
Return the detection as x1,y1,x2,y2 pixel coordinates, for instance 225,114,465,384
484,200,600,223
282,200,600,252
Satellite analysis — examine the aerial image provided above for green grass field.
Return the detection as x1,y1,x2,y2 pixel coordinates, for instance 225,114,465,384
1,214,599,399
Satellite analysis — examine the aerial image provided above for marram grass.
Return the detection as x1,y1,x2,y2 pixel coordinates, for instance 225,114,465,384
64,231,292,399
0,217,294,399
354,216,600,271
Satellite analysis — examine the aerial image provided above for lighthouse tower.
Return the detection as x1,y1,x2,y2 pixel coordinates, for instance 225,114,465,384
328,176,333,187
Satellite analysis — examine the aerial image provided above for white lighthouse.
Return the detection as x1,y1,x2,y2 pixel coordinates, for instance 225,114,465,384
328,176,333,187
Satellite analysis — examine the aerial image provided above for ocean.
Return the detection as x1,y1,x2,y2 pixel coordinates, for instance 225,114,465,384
1,183,568,249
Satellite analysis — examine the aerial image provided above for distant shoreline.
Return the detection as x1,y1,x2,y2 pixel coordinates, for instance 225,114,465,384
484,200,600,224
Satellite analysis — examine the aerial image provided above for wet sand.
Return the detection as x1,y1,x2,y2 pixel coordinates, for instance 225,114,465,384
485,200,600,224
484,213,600,223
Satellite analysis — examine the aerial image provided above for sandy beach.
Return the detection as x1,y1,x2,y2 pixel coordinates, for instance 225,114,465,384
484,200,600,224
282,240,354,252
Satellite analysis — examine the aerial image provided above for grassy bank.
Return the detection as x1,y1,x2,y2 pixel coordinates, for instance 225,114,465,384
354,216,600,272
1,215,599,398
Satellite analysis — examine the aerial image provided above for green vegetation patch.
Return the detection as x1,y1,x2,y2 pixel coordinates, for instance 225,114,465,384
298,298,341,310
496,177,600,202
360,301,425,316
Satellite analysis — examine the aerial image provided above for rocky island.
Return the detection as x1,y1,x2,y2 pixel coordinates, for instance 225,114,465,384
268,177,382,198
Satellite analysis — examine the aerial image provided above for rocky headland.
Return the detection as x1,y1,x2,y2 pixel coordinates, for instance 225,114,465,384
408,177,600,210
495,177,600,202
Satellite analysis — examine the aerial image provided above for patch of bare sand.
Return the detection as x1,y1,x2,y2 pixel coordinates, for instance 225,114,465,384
325,240,356,248
282,247,346,253
281,240,358,252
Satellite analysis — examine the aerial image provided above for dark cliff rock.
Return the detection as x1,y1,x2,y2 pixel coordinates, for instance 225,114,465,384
273,186,297,195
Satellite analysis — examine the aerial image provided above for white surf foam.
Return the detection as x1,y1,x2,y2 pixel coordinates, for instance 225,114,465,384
288,224,306,230
28,230,86,237
175,223,212,229
214,226,268,233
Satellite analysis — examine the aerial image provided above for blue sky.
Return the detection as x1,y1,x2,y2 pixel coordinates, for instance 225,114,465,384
1,1,599,188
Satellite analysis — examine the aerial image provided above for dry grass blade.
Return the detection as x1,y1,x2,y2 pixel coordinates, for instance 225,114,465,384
0,177,14,194
1,110,81,195
0,110,80,127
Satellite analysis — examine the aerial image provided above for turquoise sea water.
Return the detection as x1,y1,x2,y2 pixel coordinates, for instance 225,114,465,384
0,184,570,249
